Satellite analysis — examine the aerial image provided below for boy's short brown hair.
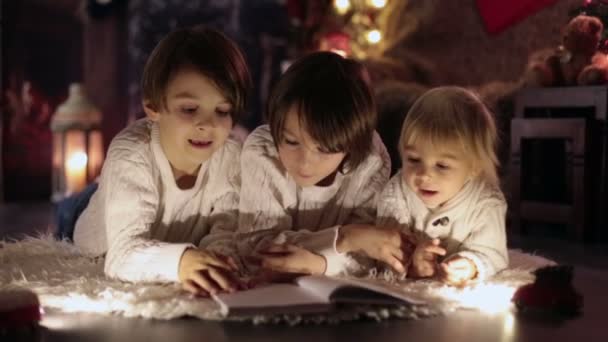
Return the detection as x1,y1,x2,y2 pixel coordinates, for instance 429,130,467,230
141,25,251,122
266,51,377,169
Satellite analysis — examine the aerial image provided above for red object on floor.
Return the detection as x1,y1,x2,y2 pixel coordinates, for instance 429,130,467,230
0,290,42,328
512,265,583,315
476,0,558,34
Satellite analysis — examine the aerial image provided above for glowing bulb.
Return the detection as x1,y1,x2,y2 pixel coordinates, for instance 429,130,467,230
438,283,517,314
369,0,387,9
67,151,88,170
334,0,350,14
366,30,382,44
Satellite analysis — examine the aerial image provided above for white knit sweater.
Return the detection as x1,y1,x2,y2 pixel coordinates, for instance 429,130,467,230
73,119,241,283
237,125,390,276
376,171,508,279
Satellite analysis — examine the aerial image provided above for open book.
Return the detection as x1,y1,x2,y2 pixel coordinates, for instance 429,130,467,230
213,275,429,316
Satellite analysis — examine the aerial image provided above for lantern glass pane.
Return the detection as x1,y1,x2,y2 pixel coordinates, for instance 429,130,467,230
65,130,87,195
52,133,63,169
51,132,65,200
88,130,104,181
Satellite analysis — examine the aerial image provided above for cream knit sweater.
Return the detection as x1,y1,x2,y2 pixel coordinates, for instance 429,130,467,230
237,125,390,276
376,172,508,279
73,119,241,283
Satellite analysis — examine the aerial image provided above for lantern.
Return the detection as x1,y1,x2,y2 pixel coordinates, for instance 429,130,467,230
50,83,103,201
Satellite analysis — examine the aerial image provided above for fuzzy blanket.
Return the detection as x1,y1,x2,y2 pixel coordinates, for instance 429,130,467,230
0,235,555,324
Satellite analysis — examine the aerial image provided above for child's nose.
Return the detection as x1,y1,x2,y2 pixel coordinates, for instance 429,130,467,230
299,148,319,165
415,165,432,179
196,112,216,129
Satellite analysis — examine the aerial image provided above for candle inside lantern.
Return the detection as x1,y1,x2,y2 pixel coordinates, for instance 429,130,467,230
66,151,88,194
50,83,104,201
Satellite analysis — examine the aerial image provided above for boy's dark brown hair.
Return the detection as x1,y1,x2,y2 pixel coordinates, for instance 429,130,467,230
141,25,251,122
266,51,377,169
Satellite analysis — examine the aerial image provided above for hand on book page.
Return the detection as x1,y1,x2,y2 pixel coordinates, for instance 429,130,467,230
409,238,446,278
249,244,327,275
214,275,430,317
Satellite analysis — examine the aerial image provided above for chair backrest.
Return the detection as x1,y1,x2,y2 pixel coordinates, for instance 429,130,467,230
515,86,608,121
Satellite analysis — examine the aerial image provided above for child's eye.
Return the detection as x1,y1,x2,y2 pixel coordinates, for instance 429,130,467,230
216,109,231,117
406,157,420,164
317,146,333,154
284,138,299,146
436,163,450,170
180,106,198,115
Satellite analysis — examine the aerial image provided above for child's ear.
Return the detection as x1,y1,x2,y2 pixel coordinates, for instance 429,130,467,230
143,100,161,122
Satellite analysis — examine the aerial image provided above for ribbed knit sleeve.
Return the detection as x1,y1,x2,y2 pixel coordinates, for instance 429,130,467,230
237,126,390,276
101,146,191,283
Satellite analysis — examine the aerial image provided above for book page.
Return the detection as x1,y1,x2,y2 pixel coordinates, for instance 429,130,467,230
296,275,428,305
213,283,330,316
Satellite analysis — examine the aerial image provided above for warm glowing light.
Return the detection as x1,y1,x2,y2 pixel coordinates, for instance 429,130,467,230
369,0,387,9
40,290,130,315
67,151,88,170
334,0,351,14
366,30,382,44
43,294,110,313
65,151,88,194
330,49,348,57
438,283,517,314
40,315,73,330
503,311,515,337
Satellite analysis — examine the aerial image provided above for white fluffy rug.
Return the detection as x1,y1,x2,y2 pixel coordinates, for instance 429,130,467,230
0,235,555,324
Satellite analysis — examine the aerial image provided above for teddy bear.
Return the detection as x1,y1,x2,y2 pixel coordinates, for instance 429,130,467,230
524,15,608,87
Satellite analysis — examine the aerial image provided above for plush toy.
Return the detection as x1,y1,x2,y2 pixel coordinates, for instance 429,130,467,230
524,15,608,87
512,265,583,316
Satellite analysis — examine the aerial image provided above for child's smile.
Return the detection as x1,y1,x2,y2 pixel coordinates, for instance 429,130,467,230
188,138,213,149
419,188,439,198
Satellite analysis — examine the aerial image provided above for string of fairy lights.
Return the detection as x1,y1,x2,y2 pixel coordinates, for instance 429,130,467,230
327,0,389,59
320,0,414,61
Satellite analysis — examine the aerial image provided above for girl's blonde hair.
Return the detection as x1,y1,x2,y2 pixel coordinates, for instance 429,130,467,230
399,86,499,186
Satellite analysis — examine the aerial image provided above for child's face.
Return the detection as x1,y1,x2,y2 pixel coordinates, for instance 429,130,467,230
277,107,346,187
401,139,477,209
145,67,233,175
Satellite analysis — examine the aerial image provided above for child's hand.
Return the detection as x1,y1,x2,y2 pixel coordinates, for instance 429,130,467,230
439,256,477,285
178,248,242,296
337,224,413,274
409,238,446,278
256,244,327,275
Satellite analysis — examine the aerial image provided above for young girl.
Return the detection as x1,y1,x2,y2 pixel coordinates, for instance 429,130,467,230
377,86,508,285
237,51,413,278
72,26,251,296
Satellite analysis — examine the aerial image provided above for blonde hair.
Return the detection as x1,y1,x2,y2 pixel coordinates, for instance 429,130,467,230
398,86,499,186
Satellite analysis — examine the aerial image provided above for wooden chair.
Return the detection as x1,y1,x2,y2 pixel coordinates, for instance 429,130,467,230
509,86,608,241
